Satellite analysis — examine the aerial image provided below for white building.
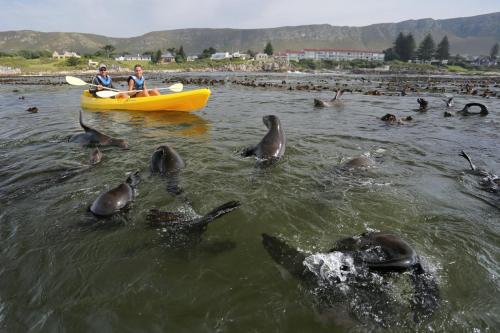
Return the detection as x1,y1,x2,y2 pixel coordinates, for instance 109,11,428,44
278,48,384,62
114,54,151,61
52,51,81,59
210,52,231,60
255,53,269,61
187,55,198,62
231,51,249,60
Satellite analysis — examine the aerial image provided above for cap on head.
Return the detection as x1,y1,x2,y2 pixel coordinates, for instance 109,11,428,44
99,64,107,70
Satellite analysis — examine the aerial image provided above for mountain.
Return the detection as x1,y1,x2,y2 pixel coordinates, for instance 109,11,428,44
1,12,499,56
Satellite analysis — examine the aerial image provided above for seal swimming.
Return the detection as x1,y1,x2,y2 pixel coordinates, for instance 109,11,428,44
457,102,488,116
150,145,186,195
241,115,286,166
417,98,428,111
459,150,499,192
69,110,129,148
262,231,440,325
314,89,346,107
89,147,102,165
90,171,141,217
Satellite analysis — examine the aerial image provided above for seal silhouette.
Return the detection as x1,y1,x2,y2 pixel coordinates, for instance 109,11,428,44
262,231,440,325
241,115,286,165
150,145,186,195
90,171,140,217
69,110,128,148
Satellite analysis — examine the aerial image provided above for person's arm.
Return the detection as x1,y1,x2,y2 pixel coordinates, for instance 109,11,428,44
143,81,150,96
89,76,99,93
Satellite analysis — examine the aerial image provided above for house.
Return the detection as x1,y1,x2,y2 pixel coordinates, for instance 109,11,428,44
52,51,81,59
88,59,98,67
210,52,231,60
187,55,198,62
231,51,248,60
255,53,269,61
161,52,176,63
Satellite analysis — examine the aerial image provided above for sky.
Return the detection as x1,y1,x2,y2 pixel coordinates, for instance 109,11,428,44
1,0,499,37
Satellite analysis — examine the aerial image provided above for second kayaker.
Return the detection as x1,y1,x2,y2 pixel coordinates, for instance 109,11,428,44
127,64,160,97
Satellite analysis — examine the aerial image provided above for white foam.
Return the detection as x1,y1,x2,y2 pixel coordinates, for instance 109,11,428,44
303,252,356,286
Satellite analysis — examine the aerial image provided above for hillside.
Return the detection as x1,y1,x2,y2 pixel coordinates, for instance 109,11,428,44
0,12,499,56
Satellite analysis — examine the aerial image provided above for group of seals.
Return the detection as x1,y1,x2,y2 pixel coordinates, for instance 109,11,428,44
262,231,440,324
241,115,286,166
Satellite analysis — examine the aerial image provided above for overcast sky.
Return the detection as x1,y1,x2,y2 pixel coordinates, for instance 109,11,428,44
1,0,498,37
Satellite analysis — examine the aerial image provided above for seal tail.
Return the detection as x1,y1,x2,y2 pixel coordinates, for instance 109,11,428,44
459,150,476,171
79,110,92,132
191,200,241,228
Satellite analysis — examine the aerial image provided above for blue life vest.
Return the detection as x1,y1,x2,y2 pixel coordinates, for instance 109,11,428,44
129,75,145,90
97,75,112,87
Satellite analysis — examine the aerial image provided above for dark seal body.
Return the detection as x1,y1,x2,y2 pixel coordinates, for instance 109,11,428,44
242,115,286,164
69,110,128,148
90,171,140,217
150,145,185,175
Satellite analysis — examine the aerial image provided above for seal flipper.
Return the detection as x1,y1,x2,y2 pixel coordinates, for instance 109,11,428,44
147,201,241,230
459,150,476,171
262,233,315,282
409,263,440,322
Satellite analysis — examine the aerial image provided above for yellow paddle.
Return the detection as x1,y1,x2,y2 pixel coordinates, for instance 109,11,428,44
65,76,121,92
96,83,184,98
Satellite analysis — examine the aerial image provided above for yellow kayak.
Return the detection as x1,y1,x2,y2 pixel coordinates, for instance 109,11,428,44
80,88,211,112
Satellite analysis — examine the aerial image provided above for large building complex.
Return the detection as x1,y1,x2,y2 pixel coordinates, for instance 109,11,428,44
276,48,385,62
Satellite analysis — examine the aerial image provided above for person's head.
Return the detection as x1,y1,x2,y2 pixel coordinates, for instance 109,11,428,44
98,64,107,74
134,64,143,78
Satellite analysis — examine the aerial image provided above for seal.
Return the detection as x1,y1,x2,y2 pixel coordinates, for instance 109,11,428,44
457,102,488,116
69,110,129,148
443,97,454,107
90,171,141,217
150,145,185,195
241,115,286,165
262,231,440,325
417,98,428,111
381,113,413,124
314,89,346,107
459,150,499,192
340,156,374,170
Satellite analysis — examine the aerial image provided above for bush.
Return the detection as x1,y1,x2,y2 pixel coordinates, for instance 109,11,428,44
66,56,81,66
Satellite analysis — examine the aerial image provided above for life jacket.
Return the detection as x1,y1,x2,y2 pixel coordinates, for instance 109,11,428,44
97,75,112,87
128,75,145,90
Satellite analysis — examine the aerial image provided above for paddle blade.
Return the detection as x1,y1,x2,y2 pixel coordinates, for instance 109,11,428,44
169,83,183,92
96,90,120,98
66,76,88,86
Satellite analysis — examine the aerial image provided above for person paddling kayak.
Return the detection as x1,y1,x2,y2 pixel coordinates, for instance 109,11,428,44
89,64,128,98
127,64,160,97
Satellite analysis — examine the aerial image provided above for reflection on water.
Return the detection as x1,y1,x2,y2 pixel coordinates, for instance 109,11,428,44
0,73,499,332
84,109,210,137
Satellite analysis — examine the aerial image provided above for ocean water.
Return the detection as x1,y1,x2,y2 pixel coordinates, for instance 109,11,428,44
0,72,499,332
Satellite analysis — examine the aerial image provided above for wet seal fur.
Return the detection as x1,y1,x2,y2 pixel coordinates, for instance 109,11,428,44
150,145,186,195
89,147,102,165
457,102,488,116
314,89,347,107
241,115,286,166
381,113,413,124
90,171,141,217
69,110,129,148
262,231,440,325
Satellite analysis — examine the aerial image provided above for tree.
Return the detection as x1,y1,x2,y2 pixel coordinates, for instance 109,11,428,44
490,42,499,60
435,36,450,60
246,49,256,58
101,44,115,58
175,45,186,63
198,47,216,59
264,42,273,56
151,49,162,64
66,56,80,66
417,33,435,61
393,32,415,61
383,48,398,61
